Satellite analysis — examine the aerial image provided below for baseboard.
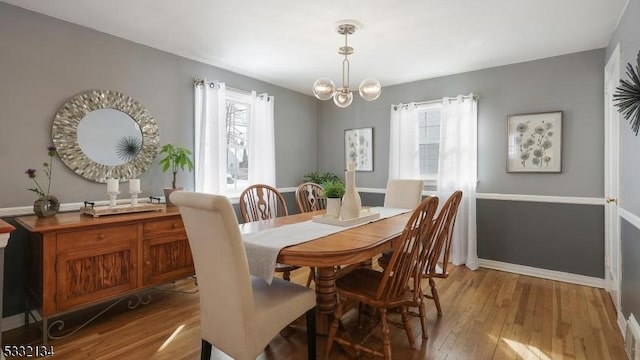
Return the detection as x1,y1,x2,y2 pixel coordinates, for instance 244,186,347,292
620,311,629,339
629,314,640,339
1,312,42,333
479,259,605,288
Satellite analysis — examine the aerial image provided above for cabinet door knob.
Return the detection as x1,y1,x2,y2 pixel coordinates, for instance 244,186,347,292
172,223,178,229
97,234,106,240
145,260,151,266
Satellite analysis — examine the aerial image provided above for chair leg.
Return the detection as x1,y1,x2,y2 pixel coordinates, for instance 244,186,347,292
325,302,344,360
400,307,416,349
201,339,212,360
305,267,315,287
306,307,317,360
429,278,442,316
379,309,392,360
418,301,429,339
283,270,291,281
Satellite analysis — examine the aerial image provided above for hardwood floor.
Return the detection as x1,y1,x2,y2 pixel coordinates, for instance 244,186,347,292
3,265,625,359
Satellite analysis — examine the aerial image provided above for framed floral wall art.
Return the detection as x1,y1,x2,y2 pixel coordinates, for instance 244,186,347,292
345,127,373,171
507,111,562,173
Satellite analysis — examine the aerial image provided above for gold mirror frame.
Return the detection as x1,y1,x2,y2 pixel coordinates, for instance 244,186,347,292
52,90,159,183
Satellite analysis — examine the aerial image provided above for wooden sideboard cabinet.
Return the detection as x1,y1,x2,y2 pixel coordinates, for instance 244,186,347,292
15,207,194,323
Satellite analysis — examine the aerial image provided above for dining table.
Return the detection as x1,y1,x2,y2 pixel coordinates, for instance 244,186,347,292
239,209,412,333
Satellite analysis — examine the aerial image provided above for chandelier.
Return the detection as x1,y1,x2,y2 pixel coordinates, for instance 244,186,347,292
312,21,381,108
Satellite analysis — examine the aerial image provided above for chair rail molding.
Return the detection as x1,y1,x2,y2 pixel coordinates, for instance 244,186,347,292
0,189,607,218
0,198,153,217
620,207,640,230
476,193,604,205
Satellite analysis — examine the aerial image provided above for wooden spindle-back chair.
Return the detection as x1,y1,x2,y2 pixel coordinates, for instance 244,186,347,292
296,182,327,213
239,184,299,281
377,190,463,338
239,184,289,221
422,190,463,316
295,182,327,287
325,196,439,360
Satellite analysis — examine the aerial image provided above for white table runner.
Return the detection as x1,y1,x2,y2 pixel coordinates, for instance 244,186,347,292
243,207,411,284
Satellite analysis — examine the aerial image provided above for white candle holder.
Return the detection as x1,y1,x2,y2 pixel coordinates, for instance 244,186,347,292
129,191,141,206
108,191,120,207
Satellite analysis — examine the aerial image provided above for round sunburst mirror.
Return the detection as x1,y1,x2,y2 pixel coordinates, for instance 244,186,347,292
52,90,159,183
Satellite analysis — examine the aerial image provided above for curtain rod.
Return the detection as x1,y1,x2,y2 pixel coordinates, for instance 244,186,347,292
392,93,480,110
193,78,247,94
194,78,271,100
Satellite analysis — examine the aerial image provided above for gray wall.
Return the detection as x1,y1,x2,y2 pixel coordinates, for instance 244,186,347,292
607,0,640,322
477,200,604,277
319,50,605,197
0,3,318,317
318,49,606,278
0,2,318,209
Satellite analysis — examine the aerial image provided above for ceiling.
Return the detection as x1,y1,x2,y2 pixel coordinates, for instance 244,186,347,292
2,0,628,95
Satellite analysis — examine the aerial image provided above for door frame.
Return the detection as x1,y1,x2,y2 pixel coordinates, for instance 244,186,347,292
604,42,622,312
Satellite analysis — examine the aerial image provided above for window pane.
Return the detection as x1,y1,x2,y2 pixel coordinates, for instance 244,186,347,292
418,108,441,177
226,101,249,193
419,144,439,175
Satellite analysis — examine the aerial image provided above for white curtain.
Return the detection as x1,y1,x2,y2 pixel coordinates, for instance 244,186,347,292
437,94,478,270
389,103,420,179
194,80,227,194
247,91,276,186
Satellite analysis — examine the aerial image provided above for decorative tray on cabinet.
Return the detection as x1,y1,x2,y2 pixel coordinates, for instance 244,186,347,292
80,203,164,217
312,210,380,227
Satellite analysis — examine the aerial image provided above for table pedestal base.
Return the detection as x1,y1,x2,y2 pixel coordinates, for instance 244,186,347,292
314,266,337,334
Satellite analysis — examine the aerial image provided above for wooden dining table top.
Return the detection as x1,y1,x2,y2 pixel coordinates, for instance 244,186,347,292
238,209,412,268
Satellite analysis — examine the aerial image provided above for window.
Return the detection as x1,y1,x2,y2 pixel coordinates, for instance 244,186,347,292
418,104,441,180
194,81,275,197
225,91,250,195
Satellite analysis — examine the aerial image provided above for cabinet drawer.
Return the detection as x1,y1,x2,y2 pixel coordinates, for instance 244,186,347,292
57,225,138,254
143,218,186,241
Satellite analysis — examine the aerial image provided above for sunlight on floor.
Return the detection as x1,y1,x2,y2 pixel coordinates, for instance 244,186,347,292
503,338,552,360
157,324,185,352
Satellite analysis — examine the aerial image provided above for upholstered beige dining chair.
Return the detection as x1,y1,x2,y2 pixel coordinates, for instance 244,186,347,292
171,191,317,360
325,196,439,360
383,179,424,209
239,184,299,281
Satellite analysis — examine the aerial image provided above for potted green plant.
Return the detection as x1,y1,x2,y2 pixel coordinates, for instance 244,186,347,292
322,180,345,218
303,171,341,185
159,144,194,206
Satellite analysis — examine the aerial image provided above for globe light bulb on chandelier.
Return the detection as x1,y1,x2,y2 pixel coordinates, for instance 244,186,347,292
312,21,381,108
